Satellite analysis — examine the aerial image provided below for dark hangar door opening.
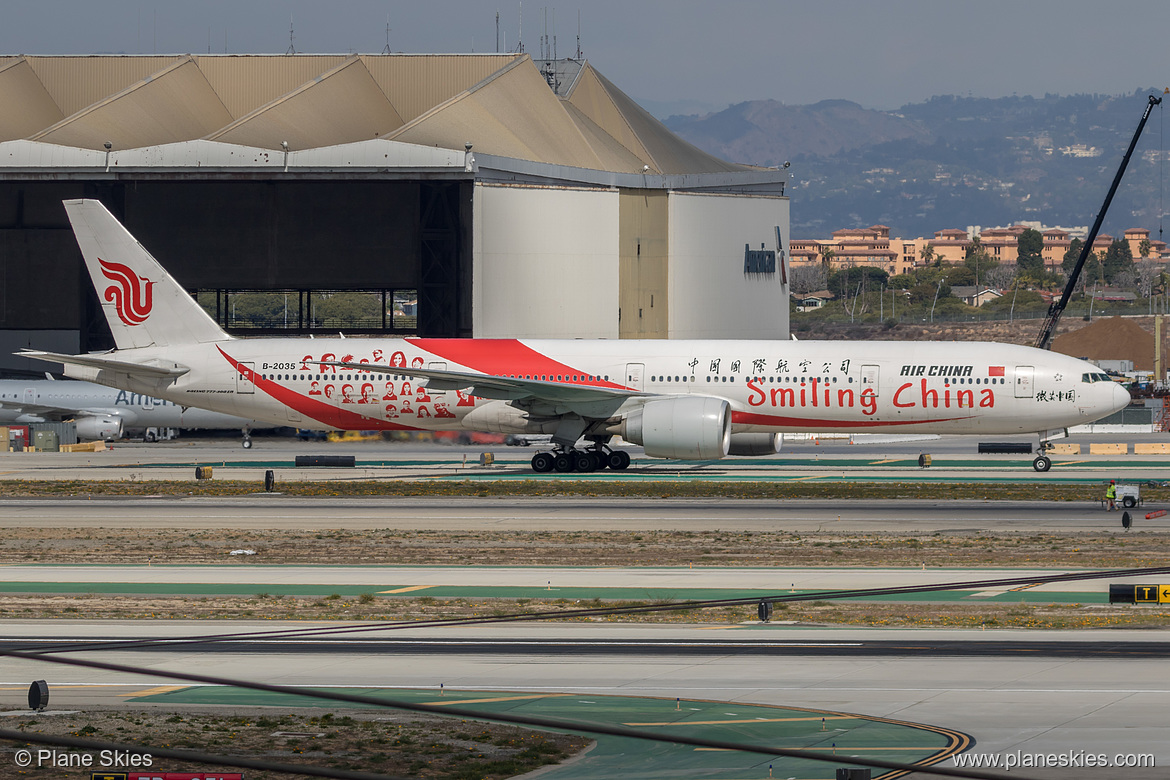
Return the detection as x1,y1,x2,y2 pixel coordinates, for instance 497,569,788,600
0,179,473,354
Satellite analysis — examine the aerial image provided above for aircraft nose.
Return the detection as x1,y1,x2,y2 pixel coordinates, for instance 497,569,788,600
1110,382,1131,414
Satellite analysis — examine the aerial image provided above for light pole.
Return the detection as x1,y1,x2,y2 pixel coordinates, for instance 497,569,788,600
930,277,946,323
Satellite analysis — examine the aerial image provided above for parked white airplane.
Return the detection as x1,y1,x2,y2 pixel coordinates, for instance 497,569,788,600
0,378,271,444
19,200,1129,472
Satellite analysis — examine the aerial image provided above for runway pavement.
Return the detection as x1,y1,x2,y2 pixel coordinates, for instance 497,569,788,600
0,495,1153,533
1,621,1166,778
1,433,1168,485
0,563,1149,600
1,435,1167,777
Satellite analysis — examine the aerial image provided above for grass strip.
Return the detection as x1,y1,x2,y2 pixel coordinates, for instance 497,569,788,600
2,478,1165,502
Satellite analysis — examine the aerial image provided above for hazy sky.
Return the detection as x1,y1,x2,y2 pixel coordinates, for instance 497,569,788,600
3,1,1167,115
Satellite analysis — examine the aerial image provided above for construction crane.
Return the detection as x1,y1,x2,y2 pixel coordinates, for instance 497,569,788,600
1035,92,1164,350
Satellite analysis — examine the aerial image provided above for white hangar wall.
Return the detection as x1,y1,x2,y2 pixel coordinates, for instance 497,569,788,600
667,192,790,340
472,182,620,339
471,183,790,341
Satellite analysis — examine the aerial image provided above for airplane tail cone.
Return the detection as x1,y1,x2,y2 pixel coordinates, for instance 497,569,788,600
64,199,229,350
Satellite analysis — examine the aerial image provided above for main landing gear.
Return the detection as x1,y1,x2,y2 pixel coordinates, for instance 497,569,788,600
531,447,630,473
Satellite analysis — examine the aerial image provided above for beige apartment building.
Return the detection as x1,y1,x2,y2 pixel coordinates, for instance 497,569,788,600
790,225,918,277
792,224,1165,276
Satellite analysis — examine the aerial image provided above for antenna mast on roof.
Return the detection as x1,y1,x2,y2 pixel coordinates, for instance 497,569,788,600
495,11,499,53
518,1,524,53
285,16,296,55
382,14,392,54
576,10,582,59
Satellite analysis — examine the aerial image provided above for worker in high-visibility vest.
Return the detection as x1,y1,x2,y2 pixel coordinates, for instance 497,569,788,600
1105,480,1117,511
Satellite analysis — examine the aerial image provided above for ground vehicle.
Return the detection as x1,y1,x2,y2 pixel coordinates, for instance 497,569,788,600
1116,483,1142,509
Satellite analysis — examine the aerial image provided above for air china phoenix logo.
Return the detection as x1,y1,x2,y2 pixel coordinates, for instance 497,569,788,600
99,259,154,325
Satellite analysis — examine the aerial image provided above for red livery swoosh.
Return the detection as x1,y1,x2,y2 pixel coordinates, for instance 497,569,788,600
731,410,976,428
407,338,627,388
218,347,419,431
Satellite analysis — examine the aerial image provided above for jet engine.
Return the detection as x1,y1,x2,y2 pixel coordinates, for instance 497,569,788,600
728,432,783,456
75,415,123,441
622,396,730,459
460,401,558,434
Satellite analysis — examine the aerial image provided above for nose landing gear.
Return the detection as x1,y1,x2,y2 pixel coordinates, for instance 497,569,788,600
1032,440,1053,472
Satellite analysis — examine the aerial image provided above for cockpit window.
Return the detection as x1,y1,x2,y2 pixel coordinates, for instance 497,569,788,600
1081,372,1112,383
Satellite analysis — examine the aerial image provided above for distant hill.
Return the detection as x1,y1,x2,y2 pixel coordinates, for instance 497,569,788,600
665,99,932,163
664,90,1167,239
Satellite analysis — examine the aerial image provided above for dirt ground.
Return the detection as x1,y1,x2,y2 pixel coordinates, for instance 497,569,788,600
3,526,1168,568
1,708,590,779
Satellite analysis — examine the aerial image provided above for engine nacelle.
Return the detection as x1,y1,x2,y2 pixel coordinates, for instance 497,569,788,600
460,401,558,434
75,415,123,441
622,396,730,460
728,432,783,456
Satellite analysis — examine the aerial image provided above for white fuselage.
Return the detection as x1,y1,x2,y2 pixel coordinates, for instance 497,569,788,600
64,338,1130,438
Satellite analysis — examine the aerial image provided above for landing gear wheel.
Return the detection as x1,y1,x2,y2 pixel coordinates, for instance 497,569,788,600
590,451,608,470
531,452,554,473
553,452,574,473
1032,455,1051,472
608,450,631,470
572,451,597,472
242,437,253,450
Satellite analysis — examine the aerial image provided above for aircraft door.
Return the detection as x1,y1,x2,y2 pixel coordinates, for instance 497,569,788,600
236,362,256,394
860,364,880,396
22,387,35,405
625,363,645,391
1015,366,1035,398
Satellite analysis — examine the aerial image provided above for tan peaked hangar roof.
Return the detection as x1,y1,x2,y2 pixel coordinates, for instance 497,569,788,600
0,53,749,176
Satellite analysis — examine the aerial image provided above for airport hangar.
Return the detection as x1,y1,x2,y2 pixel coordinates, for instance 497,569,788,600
0,53,789,376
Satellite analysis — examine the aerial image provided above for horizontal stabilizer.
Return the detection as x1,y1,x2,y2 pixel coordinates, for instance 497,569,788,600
16,350,189,378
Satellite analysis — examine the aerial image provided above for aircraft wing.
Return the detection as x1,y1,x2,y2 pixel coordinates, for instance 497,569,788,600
0,398,72,421
15,350,189,378
0,399,119,423
326,361,646,405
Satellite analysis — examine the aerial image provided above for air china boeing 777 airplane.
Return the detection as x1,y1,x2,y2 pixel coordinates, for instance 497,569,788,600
20,200,1129,473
